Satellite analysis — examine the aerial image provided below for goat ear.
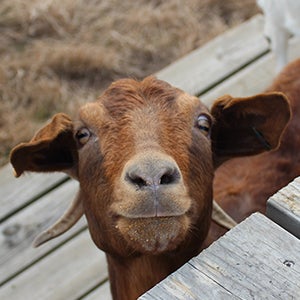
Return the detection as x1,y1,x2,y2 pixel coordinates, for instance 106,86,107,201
10,113,78,177
211,92,291,167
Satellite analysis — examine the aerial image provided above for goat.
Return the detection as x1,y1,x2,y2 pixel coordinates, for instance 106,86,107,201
257,0,300,72
205,58,300,247
10,76,290,300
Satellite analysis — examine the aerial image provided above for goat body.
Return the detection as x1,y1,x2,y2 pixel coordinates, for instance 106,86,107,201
10,74,291,299
206,58,300,247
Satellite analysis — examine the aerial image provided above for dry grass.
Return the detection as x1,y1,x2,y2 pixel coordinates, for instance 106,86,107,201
0,0,259,166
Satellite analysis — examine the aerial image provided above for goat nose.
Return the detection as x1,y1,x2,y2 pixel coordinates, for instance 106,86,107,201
126,162,181,189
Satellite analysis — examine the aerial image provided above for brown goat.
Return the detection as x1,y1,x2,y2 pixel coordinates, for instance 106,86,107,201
205,58,300,246
10,76,290,300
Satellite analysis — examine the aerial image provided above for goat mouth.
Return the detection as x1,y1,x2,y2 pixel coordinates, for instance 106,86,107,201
115,215,190,253
114,210,187,219
111,193,191,219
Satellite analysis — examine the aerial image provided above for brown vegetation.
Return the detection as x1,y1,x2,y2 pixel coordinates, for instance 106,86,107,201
0,0,259,166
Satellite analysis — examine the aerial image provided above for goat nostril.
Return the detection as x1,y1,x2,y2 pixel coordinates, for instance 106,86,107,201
127,174,148,188
160,170,179,185
125,165,180,189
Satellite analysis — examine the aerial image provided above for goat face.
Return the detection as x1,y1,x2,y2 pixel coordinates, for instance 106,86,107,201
74,78,214,255
10,76,290,257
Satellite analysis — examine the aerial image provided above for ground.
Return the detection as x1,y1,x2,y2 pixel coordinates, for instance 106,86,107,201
0,0,259,166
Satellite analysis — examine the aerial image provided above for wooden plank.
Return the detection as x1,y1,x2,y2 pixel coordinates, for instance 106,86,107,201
83,281,112,300
0,180,88,285
0,230,108,300
156,15,268,96
139,261,240,300
140,213,300,299
201,38,300,107
0,163,67,222
267,177,300,239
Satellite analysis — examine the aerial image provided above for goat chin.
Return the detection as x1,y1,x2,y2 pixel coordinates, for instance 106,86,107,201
116,215,190,254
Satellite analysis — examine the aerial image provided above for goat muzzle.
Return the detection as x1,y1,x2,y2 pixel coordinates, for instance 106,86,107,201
113,153,191,219
111,152,192,253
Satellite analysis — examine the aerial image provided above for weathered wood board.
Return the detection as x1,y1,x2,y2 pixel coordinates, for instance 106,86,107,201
0,163,67,222
0,230,108,300
140,213,300,300
157,15,268,96
82,281,112,300
267,177,300,239
201,38,300,107
0,180,88,285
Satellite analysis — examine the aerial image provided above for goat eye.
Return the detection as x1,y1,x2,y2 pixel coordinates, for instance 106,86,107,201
196,114,211,136
75,128,91,145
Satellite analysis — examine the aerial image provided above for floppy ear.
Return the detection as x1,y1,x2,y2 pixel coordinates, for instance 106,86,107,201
211,92,291,167
10,113,78,178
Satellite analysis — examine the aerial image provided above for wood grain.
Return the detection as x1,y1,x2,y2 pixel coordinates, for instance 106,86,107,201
0,180,88,285
0,230,108,300
267,176,300,239
140,213,300,300
157,15,268,96
201,38,300,107
0,164,67,222
82,281,112,300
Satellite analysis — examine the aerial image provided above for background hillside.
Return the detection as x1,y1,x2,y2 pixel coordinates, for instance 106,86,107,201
0,0,259,166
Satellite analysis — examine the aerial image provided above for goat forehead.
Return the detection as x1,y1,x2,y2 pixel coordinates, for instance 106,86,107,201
79,78,206,128
79,80,206,152
100,76,204,117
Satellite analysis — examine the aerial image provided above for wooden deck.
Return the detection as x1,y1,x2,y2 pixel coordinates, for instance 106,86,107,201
1,14,300,299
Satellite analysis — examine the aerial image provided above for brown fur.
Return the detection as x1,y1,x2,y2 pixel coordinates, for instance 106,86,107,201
205,58,300,247
10,76,290,300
